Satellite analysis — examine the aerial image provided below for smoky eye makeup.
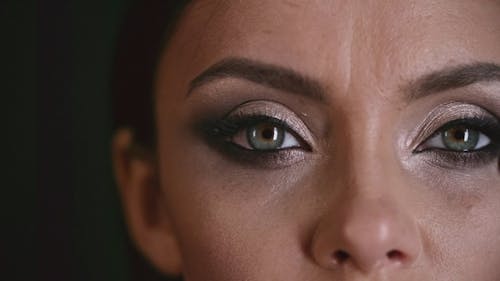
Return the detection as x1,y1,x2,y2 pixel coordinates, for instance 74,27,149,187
194,100,316,169
411,102,500,169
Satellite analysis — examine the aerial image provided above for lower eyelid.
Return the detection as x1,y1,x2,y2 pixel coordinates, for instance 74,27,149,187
211,141,308,169
417,148,499,170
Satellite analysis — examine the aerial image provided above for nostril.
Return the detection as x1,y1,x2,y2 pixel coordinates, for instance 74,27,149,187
387,249,405,261
332,250,350,264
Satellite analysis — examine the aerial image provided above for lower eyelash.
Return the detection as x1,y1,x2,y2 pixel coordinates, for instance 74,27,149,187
419,145,500,169
211,142,307,169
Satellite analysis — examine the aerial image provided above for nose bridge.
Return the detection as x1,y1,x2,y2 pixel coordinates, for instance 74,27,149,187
341,103,398,195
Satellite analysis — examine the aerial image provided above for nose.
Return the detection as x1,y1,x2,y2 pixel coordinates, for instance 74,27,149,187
310,195,422,273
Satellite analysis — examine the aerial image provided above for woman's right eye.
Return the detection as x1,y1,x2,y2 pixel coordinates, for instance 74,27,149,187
196,101,314,167
198,114,312,168
231,119,302,151
209,115,308,152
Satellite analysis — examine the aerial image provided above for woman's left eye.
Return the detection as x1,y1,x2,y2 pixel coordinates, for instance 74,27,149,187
419,121,493,152
232,120,301,151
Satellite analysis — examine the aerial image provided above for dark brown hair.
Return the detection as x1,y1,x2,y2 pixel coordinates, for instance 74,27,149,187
112,0,191,148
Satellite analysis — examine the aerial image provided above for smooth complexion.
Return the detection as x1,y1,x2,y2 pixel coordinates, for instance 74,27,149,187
113,1,500,280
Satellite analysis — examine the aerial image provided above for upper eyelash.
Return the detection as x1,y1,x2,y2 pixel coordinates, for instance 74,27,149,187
206,115,295,139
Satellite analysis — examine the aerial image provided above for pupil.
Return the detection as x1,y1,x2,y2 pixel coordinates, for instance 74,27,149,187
261,127,275,140
453,129,465,142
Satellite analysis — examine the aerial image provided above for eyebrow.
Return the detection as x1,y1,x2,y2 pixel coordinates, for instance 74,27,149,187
188,57,327,102
188,58,500,103
405,62,500,101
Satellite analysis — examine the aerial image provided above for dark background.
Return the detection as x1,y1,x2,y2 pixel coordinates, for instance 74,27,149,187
5,0,170,280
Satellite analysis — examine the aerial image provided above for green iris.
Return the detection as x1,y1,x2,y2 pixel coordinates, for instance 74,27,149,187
247,122,285,150
442,125,480,151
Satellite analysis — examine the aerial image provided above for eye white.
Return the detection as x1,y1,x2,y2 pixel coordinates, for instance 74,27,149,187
281,131,300,148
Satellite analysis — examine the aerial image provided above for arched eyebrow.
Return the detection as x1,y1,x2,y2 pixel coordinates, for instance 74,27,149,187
188,57,327,102
404,62,500,101
188,58,500,102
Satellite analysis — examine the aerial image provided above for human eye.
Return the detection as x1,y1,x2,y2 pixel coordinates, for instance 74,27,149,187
212,115,307,151
197,100,314,168
414,116,500,168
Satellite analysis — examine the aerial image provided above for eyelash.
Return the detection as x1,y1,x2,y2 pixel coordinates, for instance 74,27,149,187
415,117,500,168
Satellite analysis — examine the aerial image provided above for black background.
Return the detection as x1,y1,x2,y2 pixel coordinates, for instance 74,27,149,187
4,0,172,280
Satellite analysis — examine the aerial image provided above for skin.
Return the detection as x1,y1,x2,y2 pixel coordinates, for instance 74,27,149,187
113,0,500,280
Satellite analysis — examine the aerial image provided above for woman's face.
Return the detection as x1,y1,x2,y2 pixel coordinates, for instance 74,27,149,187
116,0,500,280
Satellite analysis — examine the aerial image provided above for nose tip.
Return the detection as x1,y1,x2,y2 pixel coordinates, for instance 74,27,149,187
311,199,421,273
329,226,416,272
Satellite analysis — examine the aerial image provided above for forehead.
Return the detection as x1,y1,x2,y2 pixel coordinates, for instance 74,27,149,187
157,0,500,100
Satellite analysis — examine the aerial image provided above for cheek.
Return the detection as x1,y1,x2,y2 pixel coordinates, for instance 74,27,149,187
445,207,500,279
164,178,317,281
417,175,500,278
468,207,500,279
159,144,315,280
173,207,304,281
